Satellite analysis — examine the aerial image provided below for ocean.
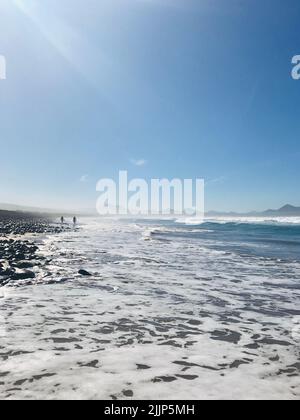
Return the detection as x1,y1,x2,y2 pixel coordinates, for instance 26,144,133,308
0,217,299,399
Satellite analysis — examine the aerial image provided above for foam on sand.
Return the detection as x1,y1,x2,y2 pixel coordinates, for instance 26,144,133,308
0,218,299,400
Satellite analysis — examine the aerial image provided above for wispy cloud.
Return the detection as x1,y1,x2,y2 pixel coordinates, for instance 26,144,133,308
206,176,226,186
80,174,89,182
131,158,147,167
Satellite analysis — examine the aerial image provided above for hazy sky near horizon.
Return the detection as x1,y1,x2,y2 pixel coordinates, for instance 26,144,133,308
0,0,300,212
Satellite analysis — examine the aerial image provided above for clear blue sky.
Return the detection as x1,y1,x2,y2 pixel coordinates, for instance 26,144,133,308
0,0,299,212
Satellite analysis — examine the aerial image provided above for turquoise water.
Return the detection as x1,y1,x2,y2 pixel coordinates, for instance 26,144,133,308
137,219,300,262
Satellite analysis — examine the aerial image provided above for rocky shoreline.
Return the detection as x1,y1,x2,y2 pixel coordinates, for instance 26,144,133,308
0,211,66,287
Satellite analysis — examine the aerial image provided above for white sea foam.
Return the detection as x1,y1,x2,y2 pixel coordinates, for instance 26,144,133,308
172,215,300,226
176,217,205,225
204,216,300,225
0,218,299,400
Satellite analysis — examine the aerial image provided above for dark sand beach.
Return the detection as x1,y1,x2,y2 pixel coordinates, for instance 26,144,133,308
0,216,299,399
0,211,65,287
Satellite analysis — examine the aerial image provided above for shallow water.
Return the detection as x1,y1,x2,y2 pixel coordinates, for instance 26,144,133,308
0,217,299,400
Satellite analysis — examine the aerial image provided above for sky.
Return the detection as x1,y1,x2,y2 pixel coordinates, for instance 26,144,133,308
0,0,300,212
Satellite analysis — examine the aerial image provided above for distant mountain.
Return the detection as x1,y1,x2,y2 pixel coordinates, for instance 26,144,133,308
262,204,300,216
207,204,300,217
0,203,95,217
1,202,300,218
0,203,58,213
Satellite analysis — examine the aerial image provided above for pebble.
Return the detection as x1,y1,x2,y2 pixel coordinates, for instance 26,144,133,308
0,211,69,286
78,269,92,277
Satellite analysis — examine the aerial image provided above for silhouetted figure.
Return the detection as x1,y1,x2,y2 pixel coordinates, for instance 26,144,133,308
61,216,64,225
73,216,77,226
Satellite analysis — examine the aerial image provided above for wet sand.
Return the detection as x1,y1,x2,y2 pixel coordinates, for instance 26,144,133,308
0,218,299,400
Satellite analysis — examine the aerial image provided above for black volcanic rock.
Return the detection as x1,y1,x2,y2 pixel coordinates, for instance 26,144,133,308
0,209,71,286
13,261,35,269
78,269,92,277
11,270,36,280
